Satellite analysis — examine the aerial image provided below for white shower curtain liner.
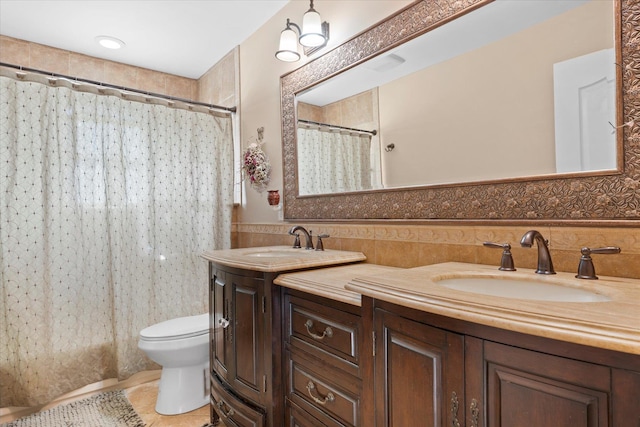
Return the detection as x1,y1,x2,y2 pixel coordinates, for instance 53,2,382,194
0,71,234,406
297,124,377,195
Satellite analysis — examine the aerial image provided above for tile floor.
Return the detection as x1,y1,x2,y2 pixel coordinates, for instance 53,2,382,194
0,373,223,426
126,379,213,426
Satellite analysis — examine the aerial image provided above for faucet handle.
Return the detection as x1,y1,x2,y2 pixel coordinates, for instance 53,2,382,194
576,246,621,279
483,242,516,271
291,233,301,248
316,234,330,251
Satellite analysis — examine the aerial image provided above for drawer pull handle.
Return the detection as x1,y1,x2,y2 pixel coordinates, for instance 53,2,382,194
217,400,235,418
306,381,335,405
218,318,230,328
304,319,333,340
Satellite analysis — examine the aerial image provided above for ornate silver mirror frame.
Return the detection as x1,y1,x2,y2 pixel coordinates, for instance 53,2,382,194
281,0,639,222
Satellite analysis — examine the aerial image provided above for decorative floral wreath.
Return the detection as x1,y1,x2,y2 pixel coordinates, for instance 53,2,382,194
242,127,271,192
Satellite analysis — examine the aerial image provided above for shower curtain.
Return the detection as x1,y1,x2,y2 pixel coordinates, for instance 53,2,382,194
0,72,234,407
297,125,376,195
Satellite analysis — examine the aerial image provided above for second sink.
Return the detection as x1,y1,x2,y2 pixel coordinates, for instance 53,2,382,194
436,277,610,302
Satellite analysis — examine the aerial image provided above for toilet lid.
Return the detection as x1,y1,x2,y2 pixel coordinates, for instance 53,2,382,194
140,313,209,340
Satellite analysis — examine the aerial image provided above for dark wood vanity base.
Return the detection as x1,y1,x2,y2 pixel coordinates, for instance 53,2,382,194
363,297,640,427
207,259,639,426
208,262,284,427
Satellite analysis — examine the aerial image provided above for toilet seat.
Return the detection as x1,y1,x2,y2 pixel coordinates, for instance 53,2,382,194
140,313,209,341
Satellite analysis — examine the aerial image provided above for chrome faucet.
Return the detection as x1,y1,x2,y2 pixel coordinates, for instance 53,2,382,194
288,225,314,250
520,230,555,274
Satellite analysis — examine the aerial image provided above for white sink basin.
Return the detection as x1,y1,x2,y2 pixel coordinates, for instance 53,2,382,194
243,248,315,258
436,277,611,302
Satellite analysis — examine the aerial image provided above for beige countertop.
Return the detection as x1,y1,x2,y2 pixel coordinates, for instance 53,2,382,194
346,262,640,355
201,246,366,273
274,264,402,306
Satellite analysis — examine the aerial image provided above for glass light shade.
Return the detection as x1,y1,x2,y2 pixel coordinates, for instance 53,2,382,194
299,9,325,47
275,27,301,62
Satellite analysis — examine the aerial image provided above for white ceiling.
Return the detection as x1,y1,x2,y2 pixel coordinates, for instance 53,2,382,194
0,0,289,79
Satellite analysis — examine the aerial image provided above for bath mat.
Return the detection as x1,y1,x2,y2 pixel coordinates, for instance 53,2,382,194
1,389,145,427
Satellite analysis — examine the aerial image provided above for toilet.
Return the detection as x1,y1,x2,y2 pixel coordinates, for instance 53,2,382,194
138,313,210,415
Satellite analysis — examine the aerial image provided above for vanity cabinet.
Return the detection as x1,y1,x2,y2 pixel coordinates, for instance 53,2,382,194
283,290,367,427
209,263,282,427
204,247,367,426
368,298,640,427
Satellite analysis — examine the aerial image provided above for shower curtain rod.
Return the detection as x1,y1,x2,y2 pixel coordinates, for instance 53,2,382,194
297,119,377,136
0,62,237,113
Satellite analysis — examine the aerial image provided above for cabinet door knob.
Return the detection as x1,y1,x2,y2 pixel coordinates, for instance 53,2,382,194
304,319,333,340
217,400,236,418
218,317,230,329
306,381,335,405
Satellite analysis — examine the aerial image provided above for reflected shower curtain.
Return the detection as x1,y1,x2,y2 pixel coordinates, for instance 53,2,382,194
297,126,375,195
0,75,234,406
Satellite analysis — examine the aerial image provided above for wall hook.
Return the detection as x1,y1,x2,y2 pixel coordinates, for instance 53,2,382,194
608,120,634,134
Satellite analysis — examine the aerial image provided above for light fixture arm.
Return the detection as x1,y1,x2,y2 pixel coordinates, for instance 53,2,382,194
285,19,301,35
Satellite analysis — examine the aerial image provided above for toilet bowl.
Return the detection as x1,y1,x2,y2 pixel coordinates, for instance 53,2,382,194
138,313,210,415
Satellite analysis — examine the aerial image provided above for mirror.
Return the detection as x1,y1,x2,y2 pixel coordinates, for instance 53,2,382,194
295,0,618,195
281,0,639,221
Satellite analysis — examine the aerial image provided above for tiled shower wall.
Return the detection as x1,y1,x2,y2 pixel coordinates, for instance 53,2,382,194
0,36,198,100
233,222,640,279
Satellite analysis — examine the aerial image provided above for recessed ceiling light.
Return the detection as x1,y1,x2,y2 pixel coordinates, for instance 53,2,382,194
95,35,125,50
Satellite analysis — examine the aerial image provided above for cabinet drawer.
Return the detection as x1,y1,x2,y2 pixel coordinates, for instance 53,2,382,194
287,349,361,426
211,374,265,427
286,399,344,427
287,295,361,370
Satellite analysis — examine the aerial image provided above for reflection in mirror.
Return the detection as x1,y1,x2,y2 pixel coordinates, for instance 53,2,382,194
296,120,382,195
295,0,618,196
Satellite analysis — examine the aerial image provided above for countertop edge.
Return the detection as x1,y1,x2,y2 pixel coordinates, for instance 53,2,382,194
346,278,640,355
201,247,366,272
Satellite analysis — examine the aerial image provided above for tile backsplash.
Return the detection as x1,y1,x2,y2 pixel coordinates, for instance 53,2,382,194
233,222,640,279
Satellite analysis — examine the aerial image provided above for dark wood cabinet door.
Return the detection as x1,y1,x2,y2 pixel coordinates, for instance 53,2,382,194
210,268,266,406
211,271,230,382
612,368,640,427
229,272,265,405
484,341,611,427
374,309,464,427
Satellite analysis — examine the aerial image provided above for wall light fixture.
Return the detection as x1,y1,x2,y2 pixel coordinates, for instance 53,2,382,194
275,0,329,62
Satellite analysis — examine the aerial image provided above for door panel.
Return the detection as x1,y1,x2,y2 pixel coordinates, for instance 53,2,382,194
230,273,265,404
485,341,610,427
212,273,230,381
374,309,464,427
